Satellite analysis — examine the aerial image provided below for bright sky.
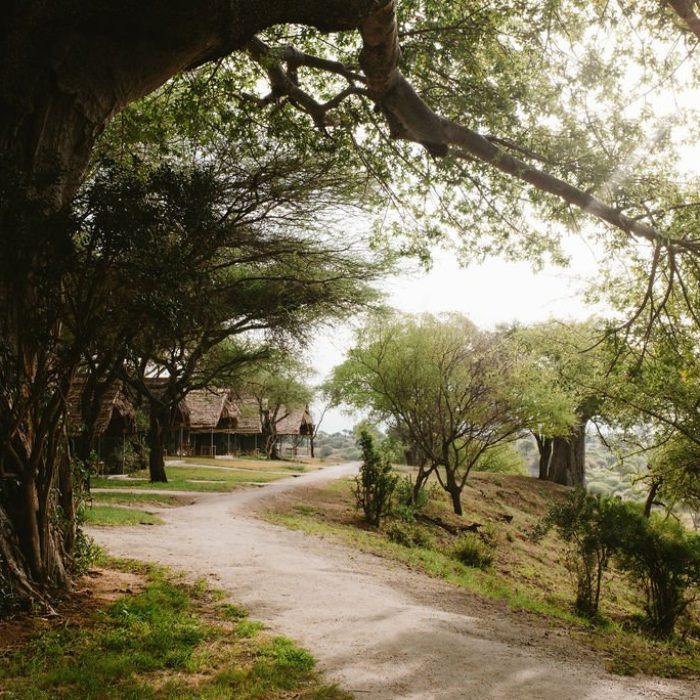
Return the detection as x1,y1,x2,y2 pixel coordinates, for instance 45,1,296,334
312,232,605,433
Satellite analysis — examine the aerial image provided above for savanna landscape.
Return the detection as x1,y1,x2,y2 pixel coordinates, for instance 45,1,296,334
6,2,700,698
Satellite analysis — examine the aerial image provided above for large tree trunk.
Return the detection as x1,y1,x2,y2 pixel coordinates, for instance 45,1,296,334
0,388,74,609
534,434,554,480
0,0,378,610
547,419,588,487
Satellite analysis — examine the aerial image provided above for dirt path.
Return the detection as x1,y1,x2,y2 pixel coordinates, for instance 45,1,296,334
90,464,699,700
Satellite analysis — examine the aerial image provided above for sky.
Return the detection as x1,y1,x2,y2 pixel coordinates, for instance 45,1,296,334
312,232,605,433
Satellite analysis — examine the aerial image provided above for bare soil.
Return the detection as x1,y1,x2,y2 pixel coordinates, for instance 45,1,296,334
0,567,143,653
90,464,700,699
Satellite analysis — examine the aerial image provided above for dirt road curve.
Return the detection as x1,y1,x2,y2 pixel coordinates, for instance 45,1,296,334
90,464,700,700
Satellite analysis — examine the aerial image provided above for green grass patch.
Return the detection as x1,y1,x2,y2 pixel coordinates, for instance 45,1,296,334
177,456,312,473
91,491,189,508
0,560,351,699
93,465,283,492
85,505,164,526
590,625,700,678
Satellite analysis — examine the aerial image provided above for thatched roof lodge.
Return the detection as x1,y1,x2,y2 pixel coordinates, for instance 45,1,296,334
67,377,314,459
275,406,314,437
66,377,136,437
173,390,314,457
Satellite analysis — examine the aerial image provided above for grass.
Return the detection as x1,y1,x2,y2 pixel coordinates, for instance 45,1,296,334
84,505,164,527
92,465,283,493
0,557,351,700
177,456,319,472
91,492,191,508
262,472,700,678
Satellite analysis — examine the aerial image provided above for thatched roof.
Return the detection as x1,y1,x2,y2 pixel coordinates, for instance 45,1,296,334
183,389,232,430
230,395,262,434
276,406,314,436
66,377,136,436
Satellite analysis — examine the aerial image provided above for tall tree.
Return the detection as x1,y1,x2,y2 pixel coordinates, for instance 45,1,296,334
3,0,700,606
329,313,538,515
512,321,616,486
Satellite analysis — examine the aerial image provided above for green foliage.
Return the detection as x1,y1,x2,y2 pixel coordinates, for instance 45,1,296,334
539,489,700,636
392,475,440,522
331,312,533,514
103,438,149,475
451,533,496,569
385,521,435,549
616,517,700,639
353,430,398,527
474,444,527,476
646,435,700,521
535,490,638,618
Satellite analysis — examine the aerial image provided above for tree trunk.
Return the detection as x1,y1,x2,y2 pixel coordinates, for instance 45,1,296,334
534,435,554,480
445,470,463,516
147,407,169,483
0,436,72,609
644,478,662,518
412,461,433,504
448,485,463,517
0,0,381,610
547,419,588,487
266,435,280,461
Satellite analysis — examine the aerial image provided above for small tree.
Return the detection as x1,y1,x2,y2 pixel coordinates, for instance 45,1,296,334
353,430,398,528
239,354,314,461
535,490,634,618
616,517,700,638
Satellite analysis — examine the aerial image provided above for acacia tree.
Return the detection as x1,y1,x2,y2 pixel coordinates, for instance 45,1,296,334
80,159,383,481
329,313,539,515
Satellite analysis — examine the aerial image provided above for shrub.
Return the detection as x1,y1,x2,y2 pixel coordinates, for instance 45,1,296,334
393,475,437,521
452,532,495,569
353,430,398,527
616,517,700,639
535,489,636,618
386,521,435,549
318,445,333,459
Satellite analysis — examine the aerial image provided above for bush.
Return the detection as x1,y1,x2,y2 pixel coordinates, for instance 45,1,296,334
616,517,700,639
452,532,495,569
535,489,636,618
353,430,398,527
318,445,333,459
392,475,437,521
385,521,435,549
